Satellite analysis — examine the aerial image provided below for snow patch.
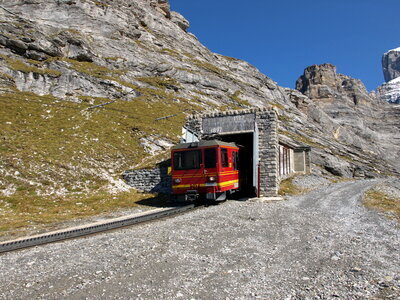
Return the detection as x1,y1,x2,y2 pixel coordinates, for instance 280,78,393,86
389,76,400,84
378,77,400,103
386,47,400,54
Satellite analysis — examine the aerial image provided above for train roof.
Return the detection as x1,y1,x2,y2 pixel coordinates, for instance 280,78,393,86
171,140,237,150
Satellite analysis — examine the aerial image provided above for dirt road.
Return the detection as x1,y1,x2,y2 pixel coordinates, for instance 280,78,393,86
0,179,399,299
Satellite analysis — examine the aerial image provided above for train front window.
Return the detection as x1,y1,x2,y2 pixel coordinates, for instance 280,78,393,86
204,148,216,168
174,150,202,170
221,148,228,168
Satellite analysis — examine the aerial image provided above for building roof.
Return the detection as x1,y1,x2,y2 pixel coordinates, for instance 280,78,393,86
279,134,311,151
187,107,276,121
171,140,237,150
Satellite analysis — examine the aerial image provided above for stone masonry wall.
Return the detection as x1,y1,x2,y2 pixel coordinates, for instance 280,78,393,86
123,166,171,194
256,109,278,196
191,107,279,197
185,115,203,137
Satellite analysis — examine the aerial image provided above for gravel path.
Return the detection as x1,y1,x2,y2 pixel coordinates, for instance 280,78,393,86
0,179,399,299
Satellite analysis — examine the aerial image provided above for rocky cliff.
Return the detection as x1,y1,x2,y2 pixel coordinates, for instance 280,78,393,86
382,47,400,82
292,63,400,176
377,47,400,104
0,0,399,200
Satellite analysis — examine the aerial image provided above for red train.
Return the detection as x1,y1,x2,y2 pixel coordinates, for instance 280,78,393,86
171,140,239,201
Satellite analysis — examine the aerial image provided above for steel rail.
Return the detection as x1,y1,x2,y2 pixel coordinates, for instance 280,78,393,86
0,204,195,254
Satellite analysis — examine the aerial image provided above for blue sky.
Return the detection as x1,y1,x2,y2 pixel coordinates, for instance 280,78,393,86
170,0,400,91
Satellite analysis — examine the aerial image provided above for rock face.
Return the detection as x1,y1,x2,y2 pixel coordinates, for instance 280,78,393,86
377,47,400,104
0,0,399,197
382,47,400,82
293,63,400,177
296,63,374,106
377,77,400,104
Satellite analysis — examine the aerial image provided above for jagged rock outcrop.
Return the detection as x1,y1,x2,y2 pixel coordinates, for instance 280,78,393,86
0,0,398,198
293,63,400,177
296,63,375,106
377,47,400,104
150,0,171,18
171,11,190,32
382,47,400,82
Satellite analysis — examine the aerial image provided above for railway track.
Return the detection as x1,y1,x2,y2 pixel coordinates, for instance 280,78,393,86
0,204,196,254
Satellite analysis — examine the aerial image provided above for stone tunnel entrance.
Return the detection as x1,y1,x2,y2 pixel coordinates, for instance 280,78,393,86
215,132,255,197
184,108,279,197
124,108,311,198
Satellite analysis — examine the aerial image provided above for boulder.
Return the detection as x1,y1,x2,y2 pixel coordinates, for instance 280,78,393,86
321,154,353,177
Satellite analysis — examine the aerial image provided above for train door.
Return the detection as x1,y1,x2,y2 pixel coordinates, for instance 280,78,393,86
218,146,238,192
204,147,218,178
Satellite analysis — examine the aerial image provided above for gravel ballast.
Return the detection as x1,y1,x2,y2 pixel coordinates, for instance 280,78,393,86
0,179,399,299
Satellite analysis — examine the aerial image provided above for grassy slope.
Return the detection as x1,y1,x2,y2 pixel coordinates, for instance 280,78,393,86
0,54,204,237
0,9,274,237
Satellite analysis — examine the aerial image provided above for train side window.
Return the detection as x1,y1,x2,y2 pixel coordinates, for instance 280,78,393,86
205,148,217,168
221,148,228,168
233,151,239,170
173,150,202,170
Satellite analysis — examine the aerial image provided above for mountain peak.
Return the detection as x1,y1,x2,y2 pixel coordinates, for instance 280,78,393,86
382,46,400,82
385,47,400,54
379,47,400,103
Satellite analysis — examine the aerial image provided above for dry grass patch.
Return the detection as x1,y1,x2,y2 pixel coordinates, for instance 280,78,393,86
278,177,305,196
0,189,154,240
363,189,400,222
0,54,62,77
329,177,356,183
229,90,251,107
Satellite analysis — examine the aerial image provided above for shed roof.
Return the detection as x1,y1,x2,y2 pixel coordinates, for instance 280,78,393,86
279,134,311,151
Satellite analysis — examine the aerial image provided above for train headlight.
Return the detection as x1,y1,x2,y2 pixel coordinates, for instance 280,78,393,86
207,176,216,182
174,178,181,184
